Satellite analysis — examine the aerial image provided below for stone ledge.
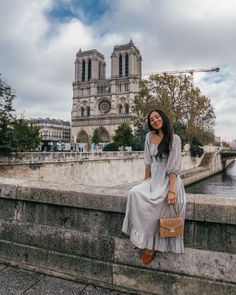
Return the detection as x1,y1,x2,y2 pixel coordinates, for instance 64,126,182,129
0,237,235,295
0,220,114,262
0,176,236,294
0,177,236,224
0,239,113,284
114,238,236,283
113,264,236,295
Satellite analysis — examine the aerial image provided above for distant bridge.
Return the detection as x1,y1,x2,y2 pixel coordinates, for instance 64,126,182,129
220,149,236,161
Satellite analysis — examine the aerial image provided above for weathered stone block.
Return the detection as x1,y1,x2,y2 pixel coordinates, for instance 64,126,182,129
193,194,236,224
0,198,17,220
0,240,113,284
193,221,236,253
114,238,236,283
183,220,195,247
0,181,16,199
0,263,7,271
113,264,236,295
0,220,114,261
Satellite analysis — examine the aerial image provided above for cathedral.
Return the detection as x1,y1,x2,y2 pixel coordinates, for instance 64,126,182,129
71,40,142,146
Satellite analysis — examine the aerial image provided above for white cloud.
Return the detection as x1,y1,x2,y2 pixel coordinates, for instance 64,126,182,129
0,0,235,141
0,0,94,120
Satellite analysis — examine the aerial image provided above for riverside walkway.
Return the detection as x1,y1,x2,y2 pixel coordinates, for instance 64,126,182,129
0,264,130,295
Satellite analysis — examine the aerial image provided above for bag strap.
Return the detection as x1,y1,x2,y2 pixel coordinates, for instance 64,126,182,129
163,203,179,217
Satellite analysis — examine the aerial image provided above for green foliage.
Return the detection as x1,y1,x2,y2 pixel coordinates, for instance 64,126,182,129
191,127,215,145
190,136,204,158
113,123,134,149
10,118,41,152
103,142,120,151
133,73,216,144
92,128,100,145
173,122,187,151
0,74,15,154
0,74,41,154
132,123,148,151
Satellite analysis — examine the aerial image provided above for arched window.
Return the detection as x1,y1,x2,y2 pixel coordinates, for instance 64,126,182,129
81,107,84,117
125,53,129,77
82,60,85,82
125,103,129,114
118,104,122,114
119,54,122,77
87,106,90,117
88,59,91,81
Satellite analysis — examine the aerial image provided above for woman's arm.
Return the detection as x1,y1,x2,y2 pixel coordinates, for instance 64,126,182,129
166,135,182,204
167,173,177,204
144,132,152,180
144,166,151,180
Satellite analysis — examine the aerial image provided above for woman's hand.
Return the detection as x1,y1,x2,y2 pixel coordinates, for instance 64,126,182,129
167,191,176,204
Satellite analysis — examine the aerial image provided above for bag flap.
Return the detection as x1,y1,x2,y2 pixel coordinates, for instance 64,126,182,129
159,217,184,230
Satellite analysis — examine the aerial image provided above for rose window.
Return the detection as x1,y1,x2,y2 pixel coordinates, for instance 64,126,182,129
99,100,111,113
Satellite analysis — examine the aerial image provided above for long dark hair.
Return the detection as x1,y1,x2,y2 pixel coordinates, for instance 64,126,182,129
147,109,173,159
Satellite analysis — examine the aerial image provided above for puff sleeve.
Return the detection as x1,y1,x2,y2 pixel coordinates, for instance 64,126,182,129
144,132,152,167
166,134,181,175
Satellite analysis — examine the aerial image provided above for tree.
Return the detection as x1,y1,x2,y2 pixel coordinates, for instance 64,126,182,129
0,74,41,154
103,142,120,151
132,122,148,151
133,73,216,143
191,126,215,145
113,123,134,150
0,74,15,154
10,118,41,152
173,122,187,151
92,128,100,145
190,136,204,158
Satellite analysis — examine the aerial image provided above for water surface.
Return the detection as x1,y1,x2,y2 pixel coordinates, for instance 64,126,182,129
185,161,236,197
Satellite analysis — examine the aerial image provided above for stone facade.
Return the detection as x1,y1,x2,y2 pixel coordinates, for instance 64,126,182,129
33,118,71,143
71,40,142,145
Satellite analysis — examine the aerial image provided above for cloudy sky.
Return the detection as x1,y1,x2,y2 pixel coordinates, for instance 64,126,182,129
0,0,235,141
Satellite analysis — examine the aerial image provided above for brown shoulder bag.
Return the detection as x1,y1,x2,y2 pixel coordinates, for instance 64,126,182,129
158,203,184,238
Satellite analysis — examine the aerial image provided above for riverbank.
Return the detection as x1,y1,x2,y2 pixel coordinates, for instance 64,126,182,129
186,160,236,196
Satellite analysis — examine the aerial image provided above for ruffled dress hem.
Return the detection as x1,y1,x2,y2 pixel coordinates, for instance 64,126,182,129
122,217,184,254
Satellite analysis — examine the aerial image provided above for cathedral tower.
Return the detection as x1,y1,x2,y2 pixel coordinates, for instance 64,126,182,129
111,39,142,79
75,49,106,82
71,41,142,149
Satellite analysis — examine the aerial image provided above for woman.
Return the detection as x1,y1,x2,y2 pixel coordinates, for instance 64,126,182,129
122,109,186,264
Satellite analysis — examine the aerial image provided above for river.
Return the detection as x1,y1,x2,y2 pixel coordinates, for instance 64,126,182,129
185,160,236,197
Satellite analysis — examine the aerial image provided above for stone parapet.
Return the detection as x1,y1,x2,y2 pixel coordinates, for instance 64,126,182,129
0,151,144,164
0,177,235,294
0,153,234,188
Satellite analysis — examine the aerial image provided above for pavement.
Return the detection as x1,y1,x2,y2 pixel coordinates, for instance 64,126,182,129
0,264,132,295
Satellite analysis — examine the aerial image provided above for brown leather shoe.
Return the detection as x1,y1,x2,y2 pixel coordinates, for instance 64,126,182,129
140,250,155,264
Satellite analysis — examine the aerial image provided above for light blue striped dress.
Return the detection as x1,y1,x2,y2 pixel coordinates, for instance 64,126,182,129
122,132,186,253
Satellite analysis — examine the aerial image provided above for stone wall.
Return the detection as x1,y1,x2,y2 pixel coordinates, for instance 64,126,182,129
0,177,235,295
0,148,223,187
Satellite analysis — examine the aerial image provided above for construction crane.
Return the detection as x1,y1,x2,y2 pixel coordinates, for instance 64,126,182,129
144,67,220,78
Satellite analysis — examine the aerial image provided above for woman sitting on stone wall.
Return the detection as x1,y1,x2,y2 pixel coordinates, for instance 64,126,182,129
122,109,186,264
